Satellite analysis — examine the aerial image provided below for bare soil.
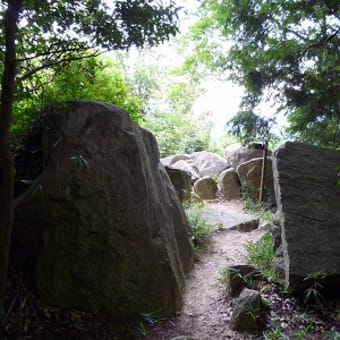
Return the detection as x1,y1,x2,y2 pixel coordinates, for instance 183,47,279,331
146,200,267,340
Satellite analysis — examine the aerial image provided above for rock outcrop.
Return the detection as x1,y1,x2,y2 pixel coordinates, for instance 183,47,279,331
14,101,193,317
273,142,340,293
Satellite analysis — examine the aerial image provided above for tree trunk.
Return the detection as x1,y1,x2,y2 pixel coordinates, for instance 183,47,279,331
0,0,22,320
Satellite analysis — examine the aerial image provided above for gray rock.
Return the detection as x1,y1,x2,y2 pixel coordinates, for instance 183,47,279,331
171,159,201,182
14,101,193,317
218,168,241,200
259,221,274,230
197,207,258,230
229,288,266,333
193,176,218,199
273,142,340,293
162,151,229,181
224,265,257,297
191,151,228,178
165,166,192,201
272,246,285,280
269,224,281,251
225,143,270,169
161,154,191,167
237,157,274,199
231,219,260,232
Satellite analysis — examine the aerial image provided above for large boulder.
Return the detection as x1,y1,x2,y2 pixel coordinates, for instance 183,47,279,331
161,151,228,181
161,154,191,167
237,157,273,199
273,142,340,293
225,143,268,169
14,101,193,317
218,168,240,200
193,176,218,199
191,151,228,178
170,159,201,182
165,166,191,201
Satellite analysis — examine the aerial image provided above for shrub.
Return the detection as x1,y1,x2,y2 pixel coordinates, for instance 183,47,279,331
11,56,143,147
187,211,213,251
245,233,275,268
303,272,326,307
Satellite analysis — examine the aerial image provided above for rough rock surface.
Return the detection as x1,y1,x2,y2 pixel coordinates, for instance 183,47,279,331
225,143,269,169
170,160,201,182
237,157,273,199
273,142,340,293
162,151,228,180
161,154,191,167
231,219,260,232
218,168,241,200
272,246,285,281
268,224,281,251
165,166,192,201
229,288,266,333
190,151,228,178
225,265,257,297
14,101,193,317
193,176,218,199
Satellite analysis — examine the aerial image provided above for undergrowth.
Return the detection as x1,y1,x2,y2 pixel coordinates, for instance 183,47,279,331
245,233,275,269
244,233,278,282
184,194,214,252
187,211,213,252
241,187,275,221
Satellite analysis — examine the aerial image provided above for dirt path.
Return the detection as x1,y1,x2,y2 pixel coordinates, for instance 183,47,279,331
146,200,269,340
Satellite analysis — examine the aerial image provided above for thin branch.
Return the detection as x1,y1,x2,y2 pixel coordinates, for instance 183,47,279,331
300,28,340,55
15,51,100,84
326,28,340,43
17,46,90,62
285,27,307,42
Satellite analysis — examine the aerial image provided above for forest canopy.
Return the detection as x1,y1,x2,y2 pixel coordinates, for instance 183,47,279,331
185,0,340,148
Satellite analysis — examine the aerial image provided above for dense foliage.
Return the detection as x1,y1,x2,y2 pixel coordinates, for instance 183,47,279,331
11,57,144,145
122,50,213,157
142,80,212,157
0,0,179,81
227,110,276,146
0,0,181,318
1,0,180,144
187,0,340,148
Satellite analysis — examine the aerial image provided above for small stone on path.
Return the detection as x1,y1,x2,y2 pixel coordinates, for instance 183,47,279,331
230,219,260,232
